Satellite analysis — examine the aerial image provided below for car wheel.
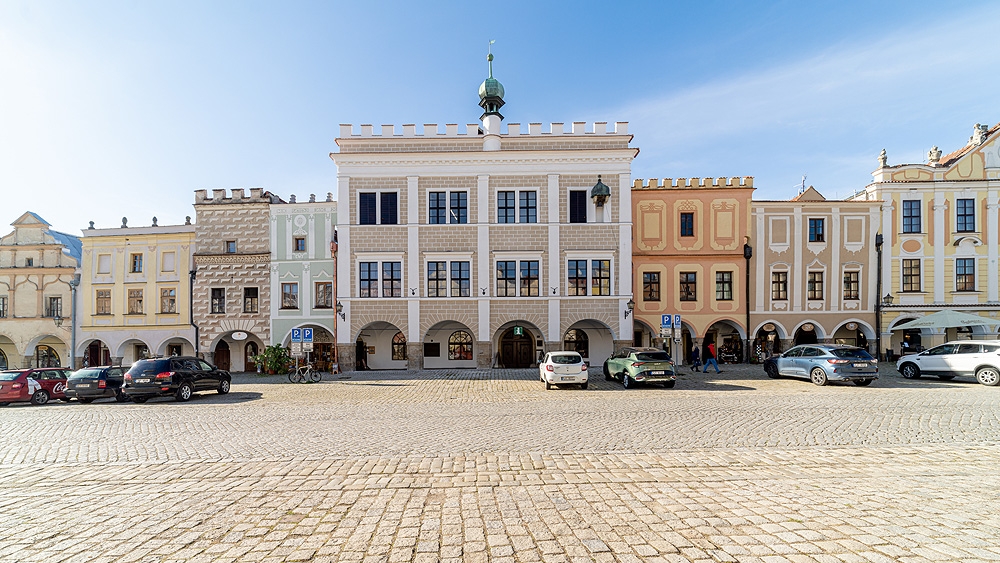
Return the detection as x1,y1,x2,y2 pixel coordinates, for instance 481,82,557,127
900,363,920,379
30,390,50,405
936,375,955,381
131,396,148,404
662,380,675,389
218,379,231,394
765,364,779,379
176,382,193,402
853,379,873,386
580,382,588,390
80,397,95,404
545,380,552,390
810,367,828,386
115,390,129,402
976,367,1000,386
603,364,612,381
0,402,9,407
622,372,633,389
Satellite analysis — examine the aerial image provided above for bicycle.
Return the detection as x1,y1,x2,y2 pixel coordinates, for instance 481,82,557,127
288,364,322,383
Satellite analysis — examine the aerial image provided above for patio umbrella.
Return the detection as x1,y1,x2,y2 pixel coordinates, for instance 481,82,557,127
890,310,1000,330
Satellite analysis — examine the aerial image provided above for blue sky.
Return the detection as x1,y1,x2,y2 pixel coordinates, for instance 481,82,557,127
3,0,999,233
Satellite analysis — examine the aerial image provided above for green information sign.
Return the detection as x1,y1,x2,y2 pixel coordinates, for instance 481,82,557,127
513,326,523,336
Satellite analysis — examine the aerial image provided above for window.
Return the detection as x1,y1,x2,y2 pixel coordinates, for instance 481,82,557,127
392,332,407,360
293,237,306,252
716,272,733,301
225,241,237,254
569,190,587,223
315,282,332,308
0,297,7,318
25,257,33,267
359,192,399,225
680,213,694,237
428,262,447,297
957,198,975,232
807,272,824,300
161,252,176,272
211,288,225,314
130,253,143,273
96,290,111,315
360,262,378,298
680,272,696,301
591,260,610,296
161,288,176,313
496,261,516,297
956,258,975,291
568,260,587,296
451,261,470,297
281,283,298,309
128,289,143,314
448,330,473,360
382,262,402,297
520,260,539,297
902,259,920,292
359,193,377,225
843,271,859,300
771,272,787,300
45,296,62,318
424,342,440,357
449,192,467,224
498,191,515,223
381,192,398,224
519,191,537,223
808,219,824,242
243,287,259,313
430,192,447,224
642,272,660,302
901,200,921,233
97,254,112,274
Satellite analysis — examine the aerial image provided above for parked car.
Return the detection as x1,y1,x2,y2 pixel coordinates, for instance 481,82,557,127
764,345,877,386
603,347,676,388
0,368,72,406
64,366,129,403
539,351,588,389
123,357,231,403
896,340,1000,386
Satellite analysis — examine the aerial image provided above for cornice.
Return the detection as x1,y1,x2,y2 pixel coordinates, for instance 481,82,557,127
331,148,638,173
193,253,270,265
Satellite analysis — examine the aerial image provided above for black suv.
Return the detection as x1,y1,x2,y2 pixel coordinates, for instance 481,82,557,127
64,366,128,403
123,357,231,403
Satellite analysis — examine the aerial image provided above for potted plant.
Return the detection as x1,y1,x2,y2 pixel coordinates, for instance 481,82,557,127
254,345,291,375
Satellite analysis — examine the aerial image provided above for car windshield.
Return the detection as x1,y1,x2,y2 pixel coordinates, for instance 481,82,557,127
127,359,171,375
69,369,104,379
830,348,874,359
635,352,670,362
550,354,582,364
0,371,23,381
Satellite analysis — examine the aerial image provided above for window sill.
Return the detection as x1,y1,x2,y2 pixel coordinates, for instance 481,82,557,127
157,312,180,315
243,310,259,315
125,313,145,316
280,307,300,311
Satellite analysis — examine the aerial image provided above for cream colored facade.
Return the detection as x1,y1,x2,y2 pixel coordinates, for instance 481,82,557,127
850,122,1000,353
0,212,80,369
77,221,196,367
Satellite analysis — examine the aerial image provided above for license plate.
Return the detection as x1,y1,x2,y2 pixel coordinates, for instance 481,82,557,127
853,363,868,368
649,371,665,375
76,384,90,388
560,377,574,381
137,379,151,384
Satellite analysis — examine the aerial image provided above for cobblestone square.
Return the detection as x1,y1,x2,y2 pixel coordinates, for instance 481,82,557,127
2,363,1000,562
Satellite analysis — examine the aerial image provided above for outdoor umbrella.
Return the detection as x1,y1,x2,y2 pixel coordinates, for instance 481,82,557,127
890,310,1000,330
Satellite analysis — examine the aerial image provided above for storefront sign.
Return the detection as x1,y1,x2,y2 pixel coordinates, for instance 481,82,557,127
763,323,775,332
846,322,858,331
802,323,815,332
232,331,248,341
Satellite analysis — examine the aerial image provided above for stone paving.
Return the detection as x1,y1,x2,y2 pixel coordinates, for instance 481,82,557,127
1,363,1000,562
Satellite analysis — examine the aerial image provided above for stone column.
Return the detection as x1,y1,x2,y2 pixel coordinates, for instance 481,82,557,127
21,355,33,369
337,344,355,372
111,356,124,367
476,341,492,369
406,342,422,371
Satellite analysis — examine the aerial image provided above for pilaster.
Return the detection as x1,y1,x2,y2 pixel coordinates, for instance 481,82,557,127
933,194,946,302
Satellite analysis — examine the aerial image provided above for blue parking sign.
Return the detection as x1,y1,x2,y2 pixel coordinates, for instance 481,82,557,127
674,315,681,328
291,328,302,342
303,328,313,343
661,314,671,327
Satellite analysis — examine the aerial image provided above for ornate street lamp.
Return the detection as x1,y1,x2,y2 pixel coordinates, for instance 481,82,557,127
624,298,635,319
743,237,752,363
591,175,610,207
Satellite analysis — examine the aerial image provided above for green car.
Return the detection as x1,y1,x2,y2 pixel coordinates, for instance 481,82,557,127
603,347,676,388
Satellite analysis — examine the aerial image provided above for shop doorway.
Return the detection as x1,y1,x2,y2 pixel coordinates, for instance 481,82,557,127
499,327,534,368
86,341,111,366
215,341,231,371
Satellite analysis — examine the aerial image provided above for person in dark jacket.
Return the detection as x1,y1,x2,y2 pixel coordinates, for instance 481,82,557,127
691,346,701,372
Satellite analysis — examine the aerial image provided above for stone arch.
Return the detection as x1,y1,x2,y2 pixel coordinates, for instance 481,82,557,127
422,320,477,369
420,310,478,343
561,318,616,366
153,336,196,357
493,320,544,369
354,321,406,370
115,338,153,365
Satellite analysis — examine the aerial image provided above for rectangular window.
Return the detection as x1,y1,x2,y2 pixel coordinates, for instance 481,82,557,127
680,213,694,237
568,260,587,296
293,237,306,252
569,191,587,223
128,289,143,314
225,241,237,254
243,287,259,313
424,342,440,357
97,254,112,274
382,262,401,298
642,272,660,302
902,200,921,233
161,288,176,313
360,262,378,298
496,261,516,297
519,191,537,223
807,272,824,300
130,253,143,273
96,290,111,315
843,271,860,300
902,259,920,292
314,282,332,308
429,192,447,224
956,258,975,291
679,272,697,301
25,257,33,267
46,296,62,318
957,198,975,232
591,260,610,296
161,251,176,272
0,296,6,318
449,192,467,224
497,191,515,223
519,260,539,297
808,219,825,242
428,262,447,297
211,288,225,314
359,193,377,225
771,272,787,300
451,261,470,297
380,192,398,225
281,283,299,309
716,271,733,301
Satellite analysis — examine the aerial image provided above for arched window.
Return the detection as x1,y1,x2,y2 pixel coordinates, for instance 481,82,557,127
564,329,589,357
0,348,7,370
392,332,407,360
448,330,473,360
35,345,60,368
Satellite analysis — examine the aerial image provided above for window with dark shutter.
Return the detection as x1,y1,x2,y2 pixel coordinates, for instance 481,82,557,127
569,191,587,223
359,193,377,225
380,192,398,224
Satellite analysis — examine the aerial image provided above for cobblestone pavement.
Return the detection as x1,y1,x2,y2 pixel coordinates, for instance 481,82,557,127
2,363,1000,562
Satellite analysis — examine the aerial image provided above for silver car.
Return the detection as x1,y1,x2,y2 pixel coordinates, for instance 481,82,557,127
763,344,878,386
896,340,1000,385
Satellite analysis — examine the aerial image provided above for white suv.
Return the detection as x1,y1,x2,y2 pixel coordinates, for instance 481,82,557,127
896,340,1000,386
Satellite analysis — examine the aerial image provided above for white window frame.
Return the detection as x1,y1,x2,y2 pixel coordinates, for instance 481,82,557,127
564,252,614,297
424,252,474,298
428,190,469,224
496,189,539,224
493,251,543,298
355,252,405,298
357,190,401,225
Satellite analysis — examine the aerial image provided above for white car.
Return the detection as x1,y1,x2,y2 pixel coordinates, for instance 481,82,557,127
539,351,589,389
896,340,1000,386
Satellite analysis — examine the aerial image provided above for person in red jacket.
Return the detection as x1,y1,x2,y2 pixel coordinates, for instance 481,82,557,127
703,342,721,373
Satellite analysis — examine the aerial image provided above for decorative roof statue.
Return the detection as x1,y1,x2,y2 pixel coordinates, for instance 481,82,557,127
185,216,191,225
152,216,158,226
121,217,128,228
88,221,95,230
878,149,887,168
928,146,942,165
971,123,989,146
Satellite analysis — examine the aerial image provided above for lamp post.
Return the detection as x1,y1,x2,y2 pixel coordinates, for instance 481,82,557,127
743,238,752,363
875,233,883,361
624,298,635,319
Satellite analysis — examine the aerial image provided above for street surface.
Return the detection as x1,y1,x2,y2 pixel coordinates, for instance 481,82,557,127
2,363,999,562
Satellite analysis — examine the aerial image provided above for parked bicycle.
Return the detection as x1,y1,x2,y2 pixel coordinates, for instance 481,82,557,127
288,364,323,383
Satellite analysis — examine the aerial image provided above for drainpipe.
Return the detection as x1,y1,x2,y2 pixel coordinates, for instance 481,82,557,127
190,268,199,355
70,274,80,368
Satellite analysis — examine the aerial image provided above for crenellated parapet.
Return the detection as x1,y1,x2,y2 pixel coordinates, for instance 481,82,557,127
194,188,274,204
337,121,630,138
632,177,754,190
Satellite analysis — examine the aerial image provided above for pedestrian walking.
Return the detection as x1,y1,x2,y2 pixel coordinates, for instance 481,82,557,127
703,342,721,373
690,346,701,372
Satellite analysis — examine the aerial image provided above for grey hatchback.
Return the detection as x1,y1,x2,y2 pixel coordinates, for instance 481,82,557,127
763,344,878,386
